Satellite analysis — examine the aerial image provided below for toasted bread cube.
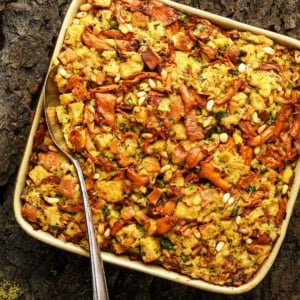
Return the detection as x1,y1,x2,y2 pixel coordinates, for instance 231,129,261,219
59,93,74,106
96,180,123,202
140,236,161,263
69,102,84,126
115,223,143,248
65,221,83,237
56,105,70,126
174,201,199,220
132,11,149,28
94,133,114,150
92,0,111,8
44,206,64,228
120,52,144,79
29,165,51,185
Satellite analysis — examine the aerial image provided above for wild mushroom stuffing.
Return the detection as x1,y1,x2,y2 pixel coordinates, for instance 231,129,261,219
21,0,300,286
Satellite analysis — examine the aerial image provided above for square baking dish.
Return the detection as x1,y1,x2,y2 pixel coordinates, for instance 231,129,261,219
14,0,300,294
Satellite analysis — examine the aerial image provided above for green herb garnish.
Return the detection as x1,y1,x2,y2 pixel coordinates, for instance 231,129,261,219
230,206,240,218
215,111,227,120
160,237,174,250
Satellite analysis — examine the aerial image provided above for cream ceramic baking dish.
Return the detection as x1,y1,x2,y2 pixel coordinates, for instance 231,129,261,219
14,0,300,294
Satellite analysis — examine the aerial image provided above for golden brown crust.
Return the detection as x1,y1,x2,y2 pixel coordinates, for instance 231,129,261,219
21,0,300,286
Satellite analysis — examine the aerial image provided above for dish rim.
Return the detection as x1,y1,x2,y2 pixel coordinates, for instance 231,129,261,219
13,0,300,294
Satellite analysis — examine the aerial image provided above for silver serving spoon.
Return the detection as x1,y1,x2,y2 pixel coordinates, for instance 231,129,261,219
44,65,109,300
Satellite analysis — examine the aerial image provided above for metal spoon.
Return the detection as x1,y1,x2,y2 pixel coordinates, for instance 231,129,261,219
44,65,109,300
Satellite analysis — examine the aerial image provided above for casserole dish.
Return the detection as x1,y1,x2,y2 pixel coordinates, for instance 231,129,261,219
14,0,300,294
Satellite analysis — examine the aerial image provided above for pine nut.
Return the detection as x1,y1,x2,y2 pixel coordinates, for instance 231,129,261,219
206,99,215,111
93,173,100,179
161,69,168,80
138,96,147,106
48,145,58,152
104,228,111,238
126,23,134,32
235,215,241,225
219,132,229,143
240,228,248,234
216,241,225,252
257,124,267,134
141,133,153,139
79,3,92,12
282,184,289,195
160,164,171,173
252,111,261,124
203,116,212,128
58,67,68,78
45,197,59,204
246,238,253,244
238,63,246,72
263,46,275,55
228,197,235,205
76,11,87,18
140,82,150,91
223,192,231,203
137,91,146,98
193,230,201,239
148,78,156,89
254,146,261,155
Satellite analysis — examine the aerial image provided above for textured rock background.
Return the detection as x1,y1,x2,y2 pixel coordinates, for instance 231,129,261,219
0,0,300,299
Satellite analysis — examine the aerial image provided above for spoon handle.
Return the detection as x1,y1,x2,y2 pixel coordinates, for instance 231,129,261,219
73,159,109,300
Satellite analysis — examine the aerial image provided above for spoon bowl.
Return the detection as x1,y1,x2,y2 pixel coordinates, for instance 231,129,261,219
44,65,109,300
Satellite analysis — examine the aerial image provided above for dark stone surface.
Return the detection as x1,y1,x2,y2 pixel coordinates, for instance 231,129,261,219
0,0,300,299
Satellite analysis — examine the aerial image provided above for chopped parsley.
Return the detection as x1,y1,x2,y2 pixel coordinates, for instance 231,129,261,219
228,69,239,75
246,185,256,193
230,206,240,218
136,223,146,234
160,237,174,250
215,110,227,120
109,21,118,29
267,113,278,125
180,253,188,262
178,13,187,24
102,204,110,216
204,126,219,139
